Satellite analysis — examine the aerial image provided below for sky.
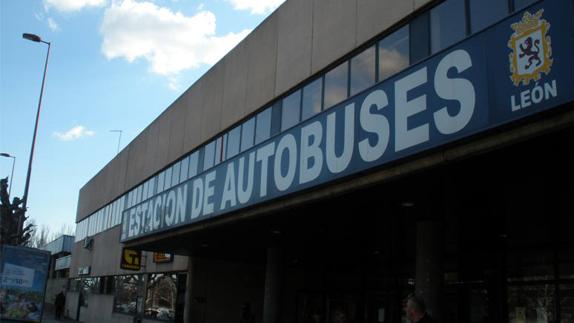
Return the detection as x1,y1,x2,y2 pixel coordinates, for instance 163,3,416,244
0,0,285,238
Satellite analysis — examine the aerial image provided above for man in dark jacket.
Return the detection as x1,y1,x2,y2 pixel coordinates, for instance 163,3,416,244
405,295,436,323
54,291,66,320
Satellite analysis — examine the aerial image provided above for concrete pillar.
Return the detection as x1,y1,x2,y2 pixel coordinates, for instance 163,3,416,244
184,257,193,323
263,247,282,323
415,220,442,320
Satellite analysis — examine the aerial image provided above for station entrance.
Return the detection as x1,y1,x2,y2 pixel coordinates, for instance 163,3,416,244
130,126,574,323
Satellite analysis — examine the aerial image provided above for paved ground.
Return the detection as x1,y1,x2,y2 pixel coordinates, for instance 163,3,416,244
41,309,78,323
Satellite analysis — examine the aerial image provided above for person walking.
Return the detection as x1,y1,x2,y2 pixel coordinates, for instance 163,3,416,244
54,291,66,320
405,295,436,323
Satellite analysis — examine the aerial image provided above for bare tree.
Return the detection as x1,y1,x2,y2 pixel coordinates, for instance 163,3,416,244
27,219,52,249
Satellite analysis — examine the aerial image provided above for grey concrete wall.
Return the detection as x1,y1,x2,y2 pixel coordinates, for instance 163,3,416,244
76,0,433,222
45,278,68,306
189,258,265,323
69,225,188,278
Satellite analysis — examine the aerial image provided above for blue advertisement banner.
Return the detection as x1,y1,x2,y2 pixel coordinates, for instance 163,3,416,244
121,0,574,242
0,245,51,322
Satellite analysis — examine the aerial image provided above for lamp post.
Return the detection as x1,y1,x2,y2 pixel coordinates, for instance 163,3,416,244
110,130,123,154
20,33,51,241
0,153,16,197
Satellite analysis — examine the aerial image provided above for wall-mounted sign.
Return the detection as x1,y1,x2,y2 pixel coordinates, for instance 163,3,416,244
153,252,173,263
77,266,91,276
120,248,141,271
0,245,51,323
121,0,574,242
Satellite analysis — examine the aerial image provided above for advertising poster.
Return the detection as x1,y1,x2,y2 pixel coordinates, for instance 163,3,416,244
0,245,50,322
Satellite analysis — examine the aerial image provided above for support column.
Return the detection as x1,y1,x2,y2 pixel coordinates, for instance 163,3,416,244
263,247,282,323
184,257,193,323
415,220,442,320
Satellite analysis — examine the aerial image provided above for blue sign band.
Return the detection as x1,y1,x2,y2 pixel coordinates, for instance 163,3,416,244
121,0,574,242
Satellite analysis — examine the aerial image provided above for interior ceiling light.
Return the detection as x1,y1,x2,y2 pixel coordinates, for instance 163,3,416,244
401,201,415,207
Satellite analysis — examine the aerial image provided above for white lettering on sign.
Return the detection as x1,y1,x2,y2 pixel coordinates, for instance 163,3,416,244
123,48,479,241
511,80,558,111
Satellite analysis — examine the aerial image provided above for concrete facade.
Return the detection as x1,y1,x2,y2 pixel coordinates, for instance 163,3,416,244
75,0,434,222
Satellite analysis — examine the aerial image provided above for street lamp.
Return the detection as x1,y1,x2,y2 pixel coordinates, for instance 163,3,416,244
20,33,51,241
110,130,123,154
0,153,16,197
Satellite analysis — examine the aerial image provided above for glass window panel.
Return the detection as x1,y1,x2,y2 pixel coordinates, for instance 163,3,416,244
560,249,574,279
410,13,430,64
241,118,255,152
350,46,376,96
514,0,537,11
142,182,149,201
222,134,227,161
271,102,282,136
164,167,172,190
470,0,508,33
171,161,181,186
255,107,272,145
179,156,189,182
302,78,323,121
379,25,410,81
189,151,199,178
561,284,574,323
203,141,216,171
214,136,223,165
508,284,555,323
136,185,143,204
324,61,349,109
431,0,466,54
227,125,241,158
281,90,301,131
157,172,165,194
105,207,110,229
113,275,140,315
98,211,103,233
144,274,178,321
147,178,155,199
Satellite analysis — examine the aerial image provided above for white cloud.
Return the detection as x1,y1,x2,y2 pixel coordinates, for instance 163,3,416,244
47,17,61,31
100,0,251,76
226,0,285,15
54,126,95,141
44,0,106,12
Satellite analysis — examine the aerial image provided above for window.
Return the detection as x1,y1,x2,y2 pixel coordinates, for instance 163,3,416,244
410,13,430,64
203,140,216,171
157,172,165,194
431,0,467,53
164,167,172,190
113,275,141,315
378,25,410,82
171,161,181,186
350,46,376,96
281,90,301,131
214,135,226,165
144,274,178,321
227,125,241,158
179,157,189,183
147,178,156,198
188,151,199,178
241,117,255,152
255,107,272,145
514,0,537,11
302,78,323,121
469,0,508,33
324,61,349,109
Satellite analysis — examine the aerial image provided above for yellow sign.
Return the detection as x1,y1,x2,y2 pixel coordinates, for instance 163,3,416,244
120,248,141,270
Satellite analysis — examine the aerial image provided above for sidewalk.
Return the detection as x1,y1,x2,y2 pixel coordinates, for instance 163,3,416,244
42,309,79,323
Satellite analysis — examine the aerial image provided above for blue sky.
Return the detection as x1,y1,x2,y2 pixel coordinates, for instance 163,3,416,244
0,0,284,237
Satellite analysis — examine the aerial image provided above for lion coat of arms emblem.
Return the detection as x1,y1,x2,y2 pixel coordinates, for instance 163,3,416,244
508,9,553,86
